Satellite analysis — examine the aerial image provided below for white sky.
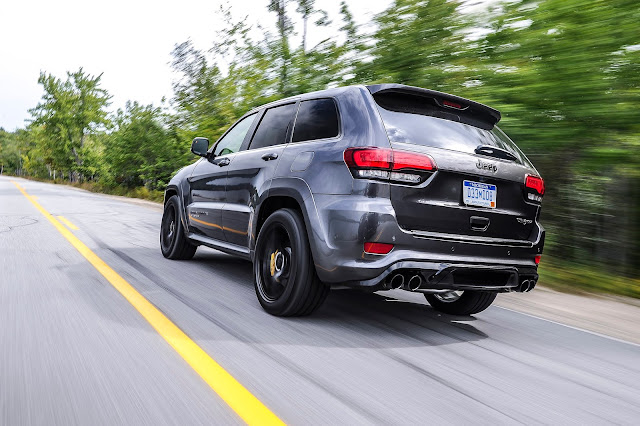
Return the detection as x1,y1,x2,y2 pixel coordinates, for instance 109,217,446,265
0,0,393,131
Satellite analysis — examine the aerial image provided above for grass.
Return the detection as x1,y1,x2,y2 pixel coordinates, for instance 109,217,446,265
538,259,640,299
13,175,164,203
72,181,164,203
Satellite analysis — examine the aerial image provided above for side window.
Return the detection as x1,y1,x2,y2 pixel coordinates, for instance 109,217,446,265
213,113,257,157
248,103,297,150
292,98,339,143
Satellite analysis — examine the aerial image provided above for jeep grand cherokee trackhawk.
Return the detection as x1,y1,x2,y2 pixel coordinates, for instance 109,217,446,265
160,84,545,316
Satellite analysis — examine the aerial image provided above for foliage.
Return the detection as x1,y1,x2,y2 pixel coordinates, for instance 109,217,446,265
538,259,640,299
0,128,27,174
169,2,357,144
27,68,111,180
106,101,188,190
365,0,465,89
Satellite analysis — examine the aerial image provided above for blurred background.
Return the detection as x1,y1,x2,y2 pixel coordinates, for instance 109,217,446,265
1,0,639,298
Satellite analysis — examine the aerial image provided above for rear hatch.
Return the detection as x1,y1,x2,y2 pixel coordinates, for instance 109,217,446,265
368,85,541,244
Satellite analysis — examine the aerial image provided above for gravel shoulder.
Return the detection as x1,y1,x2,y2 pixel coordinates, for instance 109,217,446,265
496,286,640,345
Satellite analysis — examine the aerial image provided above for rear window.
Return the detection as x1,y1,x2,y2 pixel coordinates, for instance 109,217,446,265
374,92,531,166
292,98,339,143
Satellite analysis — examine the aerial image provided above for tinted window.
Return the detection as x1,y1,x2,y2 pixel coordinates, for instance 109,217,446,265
292,98,339,142
249,103,297,150
376,103,531,166
213,113,257,156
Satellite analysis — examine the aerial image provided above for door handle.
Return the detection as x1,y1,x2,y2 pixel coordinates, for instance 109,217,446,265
261,153,278,161
216,158,231,167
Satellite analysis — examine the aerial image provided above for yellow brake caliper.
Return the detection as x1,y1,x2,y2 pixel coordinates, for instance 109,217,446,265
270,250,279,277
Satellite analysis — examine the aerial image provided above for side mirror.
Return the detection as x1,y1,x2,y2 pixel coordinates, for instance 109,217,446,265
191,137,209,157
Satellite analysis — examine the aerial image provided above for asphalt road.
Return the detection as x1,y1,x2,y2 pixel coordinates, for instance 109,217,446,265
2,175,639,425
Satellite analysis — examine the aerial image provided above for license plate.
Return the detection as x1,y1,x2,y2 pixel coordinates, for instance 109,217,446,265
463,180,497,208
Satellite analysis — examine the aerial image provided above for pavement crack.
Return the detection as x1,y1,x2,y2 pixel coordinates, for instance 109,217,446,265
0,215,39,232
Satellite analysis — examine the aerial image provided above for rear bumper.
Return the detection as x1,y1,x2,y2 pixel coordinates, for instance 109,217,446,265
307,194,544,290
339,260,539,292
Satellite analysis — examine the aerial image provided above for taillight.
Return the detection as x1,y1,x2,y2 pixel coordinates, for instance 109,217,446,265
344,147,392,170
392,151,436,171
524,174,545,202
535,255,541,265
344,147,436,184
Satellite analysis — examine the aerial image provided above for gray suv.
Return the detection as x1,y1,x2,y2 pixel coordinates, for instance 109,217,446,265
160,84,545,316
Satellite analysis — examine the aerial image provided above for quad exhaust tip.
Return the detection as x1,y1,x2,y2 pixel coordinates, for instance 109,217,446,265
388,273,536,293
519,279,537,292
386,273,423,291
406,274,423,292
387,273,404,290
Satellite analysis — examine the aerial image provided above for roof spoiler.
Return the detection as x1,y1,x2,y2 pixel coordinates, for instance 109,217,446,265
367,84,501,129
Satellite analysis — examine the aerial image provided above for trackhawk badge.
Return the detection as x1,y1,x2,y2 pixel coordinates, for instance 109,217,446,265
517,218,532,225
476,159,498,173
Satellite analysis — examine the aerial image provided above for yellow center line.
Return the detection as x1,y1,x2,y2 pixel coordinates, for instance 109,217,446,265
11,181,284,426
57,215,79,230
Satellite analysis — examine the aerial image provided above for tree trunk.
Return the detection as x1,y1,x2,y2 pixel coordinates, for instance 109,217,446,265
272,0,290,95
72,147,81,165
302,16,307,52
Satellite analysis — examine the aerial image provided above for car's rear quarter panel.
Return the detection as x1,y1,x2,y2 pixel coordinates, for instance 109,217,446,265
273,86,392,195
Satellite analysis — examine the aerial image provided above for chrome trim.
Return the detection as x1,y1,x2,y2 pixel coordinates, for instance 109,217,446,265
188,233,250,258
406,229,535,248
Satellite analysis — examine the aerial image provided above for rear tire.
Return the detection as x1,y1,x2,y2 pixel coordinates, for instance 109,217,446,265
160,195,197,260
254,208,329,316
424,290,496,315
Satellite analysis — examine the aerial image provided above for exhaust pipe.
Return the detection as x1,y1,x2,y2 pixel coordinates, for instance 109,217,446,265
406,274,423,292
527,279,537,292
387,273,404,290
519,279,533,292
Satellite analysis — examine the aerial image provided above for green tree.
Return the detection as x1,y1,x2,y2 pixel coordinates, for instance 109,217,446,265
0,129,28,175
365,0,464,89
28,68,111,180
170,40,228,140
296,0,330,53
170,2,354,143
269,0,294,95
463,0,640,274
106,101,187,190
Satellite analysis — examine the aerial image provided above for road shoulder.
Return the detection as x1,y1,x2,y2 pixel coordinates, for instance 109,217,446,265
496,286,640,345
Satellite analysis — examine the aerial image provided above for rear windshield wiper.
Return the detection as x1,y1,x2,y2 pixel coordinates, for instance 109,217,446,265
474,145,518,162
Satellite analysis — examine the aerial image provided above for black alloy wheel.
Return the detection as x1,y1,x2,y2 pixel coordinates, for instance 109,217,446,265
424,290,497,316
254,208,328,316
257,223,293,302
160,195,197,260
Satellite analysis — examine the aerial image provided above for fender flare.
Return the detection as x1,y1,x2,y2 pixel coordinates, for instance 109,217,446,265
164,184,190,240
254,177,331,274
